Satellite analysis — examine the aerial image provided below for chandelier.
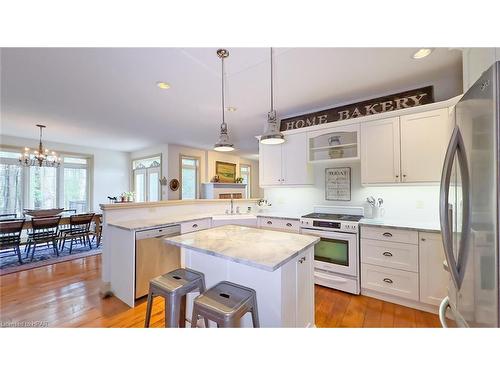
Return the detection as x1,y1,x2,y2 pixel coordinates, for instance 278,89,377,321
19,124,61,168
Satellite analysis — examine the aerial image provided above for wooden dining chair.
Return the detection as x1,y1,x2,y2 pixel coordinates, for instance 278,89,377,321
59,213,95,254
0,219,26,265
25,216,61,261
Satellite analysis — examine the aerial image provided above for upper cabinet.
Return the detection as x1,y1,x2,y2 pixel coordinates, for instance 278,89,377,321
361,117,400,184
462,48,500,92
259,132,314,187
361,108,452,185
400,108,452,183
307,124,360,163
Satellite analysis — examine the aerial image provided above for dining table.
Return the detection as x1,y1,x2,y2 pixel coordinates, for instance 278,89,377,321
1,212,103,242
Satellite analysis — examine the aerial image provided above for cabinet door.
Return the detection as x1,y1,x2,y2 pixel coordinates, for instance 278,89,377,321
419,232,448,306
400,108,451,183
282,133,313,185
361,117,401,184
462,48,499,91
259,142,283,186
296,248,314,327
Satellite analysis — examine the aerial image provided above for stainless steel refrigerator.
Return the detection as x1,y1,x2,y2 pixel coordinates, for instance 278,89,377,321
439,61,499,327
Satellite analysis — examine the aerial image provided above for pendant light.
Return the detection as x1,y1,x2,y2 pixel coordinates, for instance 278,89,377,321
260,47,285,145
213,49,235,152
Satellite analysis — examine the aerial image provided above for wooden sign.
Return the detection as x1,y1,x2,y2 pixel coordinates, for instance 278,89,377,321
325,167,351,201
280,86,434,131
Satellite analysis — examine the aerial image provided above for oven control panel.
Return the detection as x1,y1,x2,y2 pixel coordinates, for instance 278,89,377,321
300,218,358,233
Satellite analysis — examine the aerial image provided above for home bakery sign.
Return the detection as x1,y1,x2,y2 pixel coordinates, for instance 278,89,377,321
280,86,434,131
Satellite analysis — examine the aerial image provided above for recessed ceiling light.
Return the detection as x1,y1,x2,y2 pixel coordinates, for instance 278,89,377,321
156,81,171,89
412,48,433,59
226,107,237,112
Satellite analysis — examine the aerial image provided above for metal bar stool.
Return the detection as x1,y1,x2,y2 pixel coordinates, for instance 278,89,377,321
191,281,259,328
144,268,207,328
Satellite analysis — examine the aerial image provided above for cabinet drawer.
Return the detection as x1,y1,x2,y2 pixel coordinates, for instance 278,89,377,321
258,217,300,233
361,239,418,272
180,218,211,234
361,263,419,301
361,226,418,244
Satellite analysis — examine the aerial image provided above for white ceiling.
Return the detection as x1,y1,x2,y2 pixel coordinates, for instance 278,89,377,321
0,48,462,158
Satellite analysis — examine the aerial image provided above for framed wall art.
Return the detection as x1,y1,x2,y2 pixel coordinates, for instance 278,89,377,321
325,167,351,201
215,161,236,183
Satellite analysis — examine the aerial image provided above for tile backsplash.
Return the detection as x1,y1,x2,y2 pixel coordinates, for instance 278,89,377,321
264,162,440,222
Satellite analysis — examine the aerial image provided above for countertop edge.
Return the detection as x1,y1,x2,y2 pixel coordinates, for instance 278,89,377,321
108,216,213,231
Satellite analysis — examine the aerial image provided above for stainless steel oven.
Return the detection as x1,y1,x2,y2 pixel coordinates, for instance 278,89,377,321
300,228,358,277
300,207,362,294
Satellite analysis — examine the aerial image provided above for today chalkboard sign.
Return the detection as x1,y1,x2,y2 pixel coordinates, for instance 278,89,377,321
280,86,434,132
325,167,351,201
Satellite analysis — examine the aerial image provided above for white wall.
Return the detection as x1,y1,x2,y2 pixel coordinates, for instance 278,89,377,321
264,161,441,223
131,143,263,200
1,135,130,212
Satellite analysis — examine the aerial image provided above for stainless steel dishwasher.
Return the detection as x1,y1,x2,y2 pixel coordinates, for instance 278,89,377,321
135,224,181,299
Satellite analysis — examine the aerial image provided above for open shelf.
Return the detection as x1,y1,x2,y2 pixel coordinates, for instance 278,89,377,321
307,124,360,163
310,143,357,151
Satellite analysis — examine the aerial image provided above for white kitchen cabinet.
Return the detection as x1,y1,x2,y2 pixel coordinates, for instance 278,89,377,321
180,218,211,234
295,248,314,327
400,108,452,183
419,232,448,306
361,263,419,301
258,216,300,233
259,132,313,187
361,108,451,184
462,48,500,91
361,117,401,184
259,141,283,186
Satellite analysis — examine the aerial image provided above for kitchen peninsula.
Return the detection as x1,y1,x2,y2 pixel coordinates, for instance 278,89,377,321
167,225,318,327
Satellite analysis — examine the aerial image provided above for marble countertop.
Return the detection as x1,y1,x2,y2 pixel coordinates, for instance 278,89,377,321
107,211,304,231
107,213,214,231
165,224,319,271
360,218,441,233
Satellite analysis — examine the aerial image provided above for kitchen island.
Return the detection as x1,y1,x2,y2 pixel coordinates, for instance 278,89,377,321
166,225,319,328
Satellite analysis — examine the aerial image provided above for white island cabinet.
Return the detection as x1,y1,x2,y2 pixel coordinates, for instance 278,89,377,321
166,225,319,328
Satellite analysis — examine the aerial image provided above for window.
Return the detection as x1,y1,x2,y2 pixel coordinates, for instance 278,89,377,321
62,156,89,212
0,151,23,215
28,166,57,209
180,156,199,199
132,155,161,202
0,148,91,214
239,164,251,198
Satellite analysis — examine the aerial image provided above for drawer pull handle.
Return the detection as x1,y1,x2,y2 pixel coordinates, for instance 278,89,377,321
382,232,393,237
382,251,393,257
383,278,393,284
192,224,198,228
286,223,293,227
267,221,273,225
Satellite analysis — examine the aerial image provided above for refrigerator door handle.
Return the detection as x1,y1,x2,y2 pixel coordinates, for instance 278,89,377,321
440,127,461,288
439,296,450,328
439,126,471,290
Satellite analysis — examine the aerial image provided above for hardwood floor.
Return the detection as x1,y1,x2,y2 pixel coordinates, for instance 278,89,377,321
0,255,442,328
